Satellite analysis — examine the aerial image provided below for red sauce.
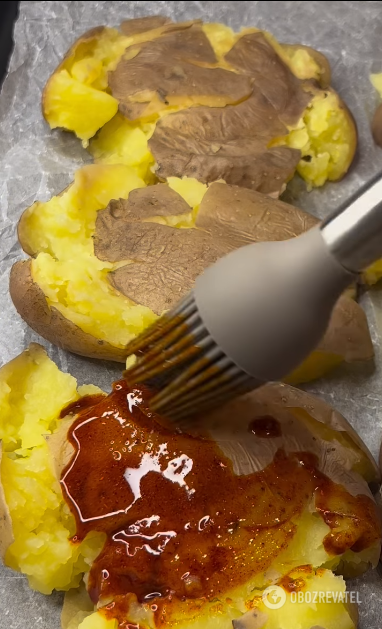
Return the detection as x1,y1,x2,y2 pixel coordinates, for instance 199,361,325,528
278,565,314,593
60,394,106,418
60,380,381,627
249,415,282,438
299,452,380,555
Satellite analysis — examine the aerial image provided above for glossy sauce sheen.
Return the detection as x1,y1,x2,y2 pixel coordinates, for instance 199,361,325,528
60,381,381,625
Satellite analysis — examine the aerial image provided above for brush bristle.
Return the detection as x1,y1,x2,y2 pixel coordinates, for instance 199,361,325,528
124,292,256,421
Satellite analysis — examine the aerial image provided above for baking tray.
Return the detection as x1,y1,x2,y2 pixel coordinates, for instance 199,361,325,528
0,1,382,627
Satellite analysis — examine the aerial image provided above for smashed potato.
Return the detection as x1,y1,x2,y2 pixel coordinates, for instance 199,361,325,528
0,346,380,629
10,168,373,381
43,18,357,191
0,344,105,593
12,164,157,360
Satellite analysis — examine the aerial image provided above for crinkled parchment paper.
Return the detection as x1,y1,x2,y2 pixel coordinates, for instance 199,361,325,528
0,1,382,627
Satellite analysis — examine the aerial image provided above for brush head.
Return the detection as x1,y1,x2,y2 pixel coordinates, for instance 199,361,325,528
124,228,354,423
124,292,259,422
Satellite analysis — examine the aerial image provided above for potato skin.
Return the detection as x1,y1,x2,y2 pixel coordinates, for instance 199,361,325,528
189,380,379,488
9,260,127,362
372,102,382,148
97,182,372,365
257,382,379,484
120,15,173,37
45,419,76,480
319,292,373,363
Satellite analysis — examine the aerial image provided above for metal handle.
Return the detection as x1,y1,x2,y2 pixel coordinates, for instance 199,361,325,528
321,173,382,272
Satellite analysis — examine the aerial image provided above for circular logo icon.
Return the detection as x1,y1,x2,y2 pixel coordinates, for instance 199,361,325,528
262,585,287,610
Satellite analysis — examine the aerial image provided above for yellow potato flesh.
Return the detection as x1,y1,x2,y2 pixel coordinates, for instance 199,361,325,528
25,164,158,348
43,23,356,189
23,165,208,349
272,91,355,188
79,615,117,629
43,28,131,142
0,345,104,594
23,164,207,347
370,72,382,98
282,47,324,82
88,113,156,181
250,569,357,629
202,22,237,59
43,70,119,142
364,260,382,285
285,350,343,385
77,569,356,629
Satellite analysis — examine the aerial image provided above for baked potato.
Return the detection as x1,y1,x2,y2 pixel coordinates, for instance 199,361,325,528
42,18,357,192
0,345,380,629
10,166,373,382
0,344,105,592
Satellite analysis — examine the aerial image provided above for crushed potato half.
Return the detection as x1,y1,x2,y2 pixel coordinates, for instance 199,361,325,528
43,23,356,191
0,344,105,593
17,164,372,382
18,165,208,349
1,345,371,629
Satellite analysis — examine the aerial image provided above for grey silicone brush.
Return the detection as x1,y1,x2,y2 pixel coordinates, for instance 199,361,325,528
124,174,382,421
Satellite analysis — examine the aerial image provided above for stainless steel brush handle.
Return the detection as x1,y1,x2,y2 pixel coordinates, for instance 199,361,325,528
321,173,382,272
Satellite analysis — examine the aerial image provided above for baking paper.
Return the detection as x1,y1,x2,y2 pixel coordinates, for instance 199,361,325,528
0,2,382,627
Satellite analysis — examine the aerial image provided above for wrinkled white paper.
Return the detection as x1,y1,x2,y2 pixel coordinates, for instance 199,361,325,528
0,2,382,627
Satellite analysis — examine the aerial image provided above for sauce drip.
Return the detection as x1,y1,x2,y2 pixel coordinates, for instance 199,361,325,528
249,415,282,438
60,380,381,625
60,394,105,418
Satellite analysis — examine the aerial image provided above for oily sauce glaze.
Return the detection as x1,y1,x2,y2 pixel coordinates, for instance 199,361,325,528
60,380,381,626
